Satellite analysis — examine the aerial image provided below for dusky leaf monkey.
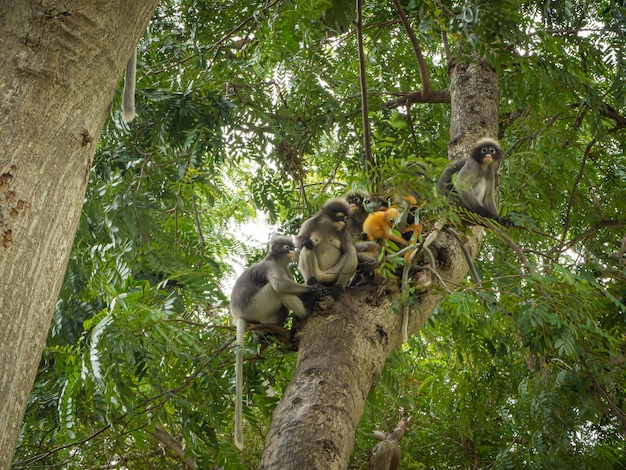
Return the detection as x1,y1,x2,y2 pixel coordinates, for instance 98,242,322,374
362,207,409,248
297,198,358,296
345,192,370,237
230,236,321,450
437,137,512,226
345,192,382,274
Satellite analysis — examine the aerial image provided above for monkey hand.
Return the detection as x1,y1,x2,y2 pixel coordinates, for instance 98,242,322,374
310,283,331,299
327,285,344,300
301,237,315,250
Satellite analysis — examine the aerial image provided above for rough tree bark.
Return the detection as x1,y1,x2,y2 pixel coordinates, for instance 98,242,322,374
259,58,499,469
0,2,158,467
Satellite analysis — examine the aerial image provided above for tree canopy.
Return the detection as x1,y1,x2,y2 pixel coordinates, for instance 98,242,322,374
11,0,626,468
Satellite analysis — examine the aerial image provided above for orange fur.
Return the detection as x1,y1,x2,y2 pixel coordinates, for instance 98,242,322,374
362,208,407,247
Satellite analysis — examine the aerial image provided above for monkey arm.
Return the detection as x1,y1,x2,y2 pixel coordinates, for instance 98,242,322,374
270,278,312,295
437,159,465,195
295,216,317,248
300,237,315,250
324,245,358,288
267,271,312,296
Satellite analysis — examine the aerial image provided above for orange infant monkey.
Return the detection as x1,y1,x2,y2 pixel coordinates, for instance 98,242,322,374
362,207,408,248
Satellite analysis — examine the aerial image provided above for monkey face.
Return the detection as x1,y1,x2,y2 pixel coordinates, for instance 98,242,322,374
384,207,400,225
472,138,501,165
270,236,297,260
332,211,348,230
346,193,364,213
480,145,497,162
322,199,350,231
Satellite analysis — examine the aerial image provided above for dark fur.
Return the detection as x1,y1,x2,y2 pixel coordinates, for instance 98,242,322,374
438,138,511,225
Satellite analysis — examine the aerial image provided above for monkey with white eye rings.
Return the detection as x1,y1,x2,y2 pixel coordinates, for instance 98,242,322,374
437,137,512,226
345,192,382,274
345,192,370,237
297,198,359,296
230,236,323,450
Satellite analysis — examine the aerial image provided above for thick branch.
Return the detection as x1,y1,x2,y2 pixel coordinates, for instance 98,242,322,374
384,89,451,109
258,228,482,469
368,417,411,470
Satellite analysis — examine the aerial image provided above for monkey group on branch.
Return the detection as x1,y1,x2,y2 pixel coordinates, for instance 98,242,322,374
229,137,512,450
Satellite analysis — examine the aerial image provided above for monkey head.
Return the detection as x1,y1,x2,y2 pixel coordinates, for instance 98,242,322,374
321,198,350,231
471,138,502,166
345,192,365,212
269,236,297,263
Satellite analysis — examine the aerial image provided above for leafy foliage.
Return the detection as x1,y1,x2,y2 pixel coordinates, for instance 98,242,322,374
14,0,626,468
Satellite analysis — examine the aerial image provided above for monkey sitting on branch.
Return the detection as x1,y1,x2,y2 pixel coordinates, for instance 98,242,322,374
437,137,512,227
297,198,359,298
230,236,325,450
345,192,382,276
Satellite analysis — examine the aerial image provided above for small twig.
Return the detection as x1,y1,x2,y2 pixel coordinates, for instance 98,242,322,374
384,89,450,109
561,139,596,242
191,194,206,266
391,0,431,97
445,227,481,284
356,0,377,190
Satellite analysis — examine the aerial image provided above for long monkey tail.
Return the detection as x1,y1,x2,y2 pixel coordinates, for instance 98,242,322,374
122,49,137,122
234,317,246,450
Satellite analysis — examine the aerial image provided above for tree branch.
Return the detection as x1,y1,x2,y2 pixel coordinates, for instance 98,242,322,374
356,0,377,190
384,89,450,109
561,138,595,242
149,427,196,469
391,0,430,97
191,194,206,267
566,219,626,248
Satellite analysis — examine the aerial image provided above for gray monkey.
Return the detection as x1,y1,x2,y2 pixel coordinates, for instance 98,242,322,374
230,236,320,450
438,137,512,226
297,198,358,295
345,192,381,275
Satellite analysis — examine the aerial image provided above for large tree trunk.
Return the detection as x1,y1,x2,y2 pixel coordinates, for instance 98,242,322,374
259,58,499,469
0,2,158,467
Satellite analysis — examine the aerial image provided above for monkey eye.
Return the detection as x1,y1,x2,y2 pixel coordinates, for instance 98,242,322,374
283,244,292,250
489,147,496,153
481,147,488,154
